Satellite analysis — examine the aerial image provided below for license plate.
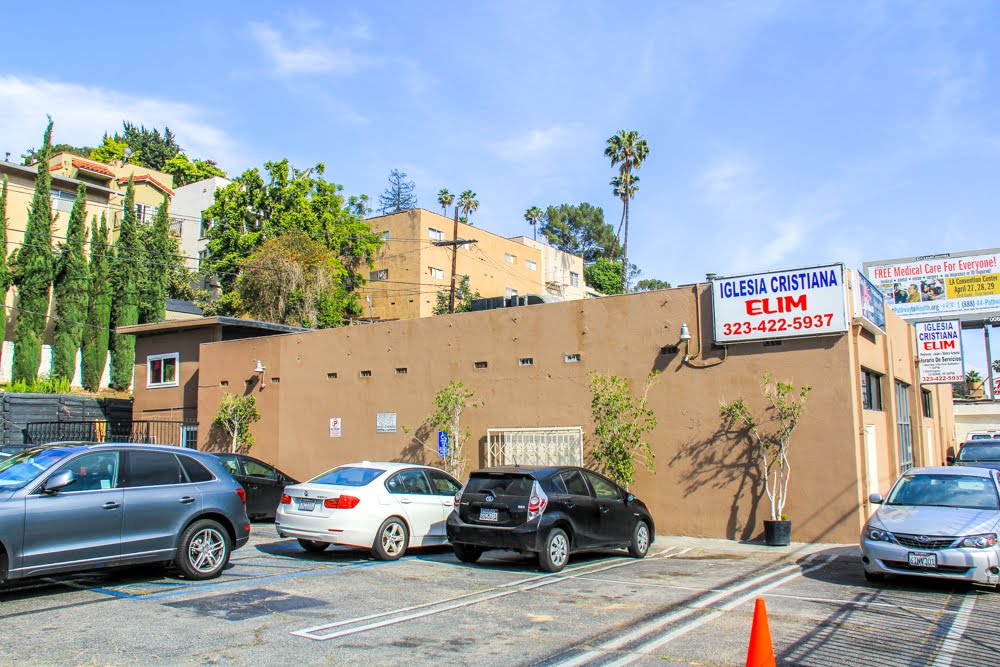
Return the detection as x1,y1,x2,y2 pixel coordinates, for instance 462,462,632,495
479,508,499,522
908,552,937,568
298,499,316,511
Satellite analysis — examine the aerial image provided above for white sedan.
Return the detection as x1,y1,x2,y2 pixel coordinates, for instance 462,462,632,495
275,461,462,560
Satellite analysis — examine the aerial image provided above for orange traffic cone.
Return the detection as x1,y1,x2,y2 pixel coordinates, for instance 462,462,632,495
746,597,776,667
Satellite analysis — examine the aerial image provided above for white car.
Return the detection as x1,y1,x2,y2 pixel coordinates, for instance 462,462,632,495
275,461,462,560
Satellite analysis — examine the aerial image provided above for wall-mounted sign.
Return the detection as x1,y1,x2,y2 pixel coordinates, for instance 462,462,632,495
863,248,1000,323
438,431,449,457
712,264,849,344
329,417,342,438
853,269,886,334
915,320,964,384
376,412,397,433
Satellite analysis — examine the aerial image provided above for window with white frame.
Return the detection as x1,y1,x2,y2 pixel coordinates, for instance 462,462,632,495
505,287,518,298
570,271,580,287
147,353,179,388
428,228,444,241
504,253,516,265
526,259,537,271
381,230,390,240
370,269,389,281
429,267,444,280
135,203,157,224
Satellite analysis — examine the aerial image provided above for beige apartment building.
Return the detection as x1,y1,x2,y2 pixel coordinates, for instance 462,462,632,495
359,209,589,320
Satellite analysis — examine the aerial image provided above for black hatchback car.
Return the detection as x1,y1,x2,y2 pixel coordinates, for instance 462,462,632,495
446,466,654,572
210,453,298,520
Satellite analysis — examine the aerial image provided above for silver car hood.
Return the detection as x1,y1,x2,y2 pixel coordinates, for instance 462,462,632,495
873,505,1000,536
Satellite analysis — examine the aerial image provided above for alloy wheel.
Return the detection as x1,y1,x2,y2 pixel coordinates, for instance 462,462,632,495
188,528,226,574
382,522,405,556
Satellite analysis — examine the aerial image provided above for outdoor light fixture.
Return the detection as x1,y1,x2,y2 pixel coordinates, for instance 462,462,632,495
254,360,266,388
679,323,691,342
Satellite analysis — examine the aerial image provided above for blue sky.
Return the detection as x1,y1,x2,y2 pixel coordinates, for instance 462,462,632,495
1,2,998,373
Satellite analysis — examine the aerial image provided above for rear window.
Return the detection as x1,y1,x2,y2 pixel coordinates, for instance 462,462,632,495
179,456,215,483
465,473,534,497
310,466,384,487
959,444,1000,462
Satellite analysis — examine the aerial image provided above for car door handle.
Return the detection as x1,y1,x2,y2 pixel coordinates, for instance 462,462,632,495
400,498,412,504
565,501,576,509
102,502,120,510
600,505,610,514
178,496,196,504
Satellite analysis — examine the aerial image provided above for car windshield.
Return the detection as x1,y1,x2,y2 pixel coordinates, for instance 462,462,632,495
886,473,1000,510
0,447,75,491
309,466,384,486
958,444,1000,462
465,473,534,496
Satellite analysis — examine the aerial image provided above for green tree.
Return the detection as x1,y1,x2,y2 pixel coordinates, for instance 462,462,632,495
541,203,619,262
993,360,1000,374
720,373,812,521
634,278,671,292
137,195,171,324
437,188,454,217
120,122,180,171
0,176,10,345
457,190,480,225
89,135,132,164
378,169,417,214
81,215,112,391
589,370,661,489
524,206,544,242
235,231,352,328
412,381,478,479
605,130,649,290
584,257,624,294
162,153,226,187
433,275,480,315
11,118,56,383
346,194,372,218
610,174,639,248
51,183,91,382
109,181,140,390
214,393,261,453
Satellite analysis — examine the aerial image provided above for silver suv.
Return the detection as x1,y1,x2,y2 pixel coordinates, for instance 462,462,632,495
0,442,250,582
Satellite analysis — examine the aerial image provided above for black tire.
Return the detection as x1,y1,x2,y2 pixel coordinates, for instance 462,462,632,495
864,569,885,583
298,539,330,553
453,543,483,564
175,519,232,580
628,520,651,558
372,517,409,560
538,528,570,572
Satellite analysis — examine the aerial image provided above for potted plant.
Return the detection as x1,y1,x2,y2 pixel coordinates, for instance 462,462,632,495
720,373,812,546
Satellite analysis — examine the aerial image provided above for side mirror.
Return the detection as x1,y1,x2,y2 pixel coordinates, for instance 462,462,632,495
43,470,76,494
868,493,883,504
946,455,955,465
626,493,636,504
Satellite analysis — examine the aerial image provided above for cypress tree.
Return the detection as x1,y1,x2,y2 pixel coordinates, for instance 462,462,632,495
0,176,10,346
12,118,55,383
109,181,140,390
51,183,91,382
138,193,170,324
81,215,111,391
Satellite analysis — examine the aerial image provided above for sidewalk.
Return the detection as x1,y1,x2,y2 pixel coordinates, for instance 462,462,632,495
652,534,860,560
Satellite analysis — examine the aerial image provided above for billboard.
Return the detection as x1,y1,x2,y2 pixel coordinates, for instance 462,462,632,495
863,248,1000,322
853,269,886,334
712,264,849,344
915,320,964,384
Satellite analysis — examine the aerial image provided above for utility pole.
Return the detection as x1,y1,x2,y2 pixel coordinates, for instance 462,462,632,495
433,208,477,313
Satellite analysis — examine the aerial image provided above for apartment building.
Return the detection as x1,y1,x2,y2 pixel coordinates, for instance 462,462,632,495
170,176,230,284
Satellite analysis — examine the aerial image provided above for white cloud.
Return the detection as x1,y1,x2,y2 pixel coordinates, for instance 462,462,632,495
699,156,752,197
0,75,243,170
249,21,366,76
492,125,576,162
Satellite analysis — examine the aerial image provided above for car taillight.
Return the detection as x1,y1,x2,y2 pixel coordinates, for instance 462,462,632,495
324,495,360,509
236,488,246,504
454,491,462,507
280,493,292,504
527,482,548,520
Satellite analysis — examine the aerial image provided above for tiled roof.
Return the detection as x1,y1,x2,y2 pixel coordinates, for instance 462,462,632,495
117,174,175,197
71,158,115,178
48,164,62,172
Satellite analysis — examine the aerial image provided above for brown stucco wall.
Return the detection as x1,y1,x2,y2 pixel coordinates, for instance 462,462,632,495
133,325,221,421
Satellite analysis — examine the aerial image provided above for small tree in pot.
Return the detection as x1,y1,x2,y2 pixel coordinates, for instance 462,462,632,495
720,373,811,546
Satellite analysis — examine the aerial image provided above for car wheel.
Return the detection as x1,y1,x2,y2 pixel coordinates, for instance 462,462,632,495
176,519,231,580
453,543,483,564
539,528,570,572
628,520,651,558
298,539,330,553
372,517,409,560
863,569,885,583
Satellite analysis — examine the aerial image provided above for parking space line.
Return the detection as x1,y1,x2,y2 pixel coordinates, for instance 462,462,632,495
929,594,976,667
292,547,692,641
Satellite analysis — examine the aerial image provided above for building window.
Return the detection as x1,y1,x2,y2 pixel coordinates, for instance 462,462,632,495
370,269,389,281
505,288,518,299
147,353,179,388
135,203,157,224
169,220,182,238
570,272,580,288
327,372,338,379
429,267,444,280
564,354,581,363
198,250,208,270
896,381,913,471
381,230,390,240
519,357,534,366
860,369,883,411
526,260,537,271
921,390,933,418
428,228,444,241
360,370,372,378
474,361,488,369
50,189,76,213
504,253,516,265
200,215,213,238
395,368,408,375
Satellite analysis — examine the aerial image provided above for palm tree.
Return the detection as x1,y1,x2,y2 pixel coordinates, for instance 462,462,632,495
605,130,649,290
610,175,639,253
438,188,454,217
524,206,544,241
458,190,479,225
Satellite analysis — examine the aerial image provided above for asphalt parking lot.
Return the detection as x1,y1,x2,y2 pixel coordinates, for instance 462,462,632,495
2,526,997,666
